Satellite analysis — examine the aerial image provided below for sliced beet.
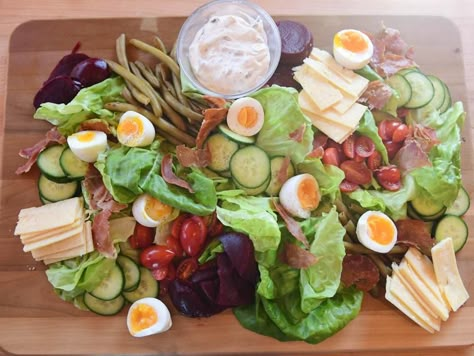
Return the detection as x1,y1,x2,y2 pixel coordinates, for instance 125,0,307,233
218,232,257,284
70,58,111,87
33,76,82,109
190,265,218,285
199,279,219,304
277,20,313,65
46,53,89,83
216,254,241,307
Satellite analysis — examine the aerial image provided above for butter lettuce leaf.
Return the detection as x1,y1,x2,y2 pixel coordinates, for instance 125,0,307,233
357,110,389,164
34,77,125,136
254,86,313,164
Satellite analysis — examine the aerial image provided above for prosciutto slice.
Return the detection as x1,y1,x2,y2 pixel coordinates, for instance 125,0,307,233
341,254,380,292
276,156,291,187
281,243,318,269
289,124,306,143
413,124,439,153
358,80,393,110
78,119,112,135
273,200,309,248
92,209,116,258
393,138,431,174
195,108,228,149
176,145,211,168
161,154,195,193
203,95,228,109
15,127,66,174
395,219,434,255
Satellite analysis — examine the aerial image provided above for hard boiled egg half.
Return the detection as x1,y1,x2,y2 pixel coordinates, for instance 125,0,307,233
227,97,264,137
356,211,397,253
279,173,321,219
132,194,176,228
333,29,374,70
127,297,172,337
117,110,155,147
67,130,107,163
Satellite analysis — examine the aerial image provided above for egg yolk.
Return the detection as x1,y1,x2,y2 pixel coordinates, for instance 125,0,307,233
367,215,395,245
76,131,96,142
297,177,320,210
118,117,144,138
334,30,368,53
145,196,173,221
130,303,158,334
237,107,258,128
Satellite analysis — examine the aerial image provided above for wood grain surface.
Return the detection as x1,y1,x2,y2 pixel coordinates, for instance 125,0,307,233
0,1,473,355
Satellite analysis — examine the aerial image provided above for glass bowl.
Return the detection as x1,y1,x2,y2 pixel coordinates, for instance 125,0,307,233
176,0,281,99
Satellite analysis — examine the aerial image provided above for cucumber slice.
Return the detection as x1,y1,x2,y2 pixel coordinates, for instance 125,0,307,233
406,202,423,220
122,267,159,303
434,215,468,252
90,264,124,301
38,174,79,202
265,156,295,196
397,67,418,76
439,82,452,113
37,145,69,182
117,255,141,292
39,195,53,205
60,147,89,180
205,133,239,172
84,293,125,316
218,124,255,144
426,75,446,110
446,186,470,216
118,241,141,263
386,74,412,107
235,177,270,196
403,71,434,109
410,195,446,220
230,145,271,189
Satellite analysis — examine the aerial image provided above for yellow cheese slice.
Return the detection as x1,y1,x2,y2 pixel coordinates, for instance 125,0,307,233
310,48,359,83
303,57,369,98
300,90,366,129
294,65,343,111
30,228,85,259
397,260,450,321
332,94,359,114
84,221,94,254
385,276,438,333
432,238,470,312
301,108,353,144
20,218,83,242
23,219,84,252
391,263,439,320
15,198,83,235
404,247,448,309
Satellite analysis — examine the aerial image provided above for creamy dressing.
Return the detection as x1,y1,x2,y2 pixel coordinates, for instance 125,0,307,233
189,14,270,95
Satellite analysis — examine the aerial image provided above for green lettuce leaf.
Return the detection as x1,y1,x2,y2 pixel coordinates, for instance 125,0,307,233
34,77,125,136
216,194,280,252
357,110,389,164
253,86,313,164
198,239,224,264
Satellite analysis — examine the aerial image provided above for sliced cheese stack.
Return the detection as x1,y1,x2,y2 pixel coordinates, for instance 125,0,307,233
294,48,369,143
14,197,94,265
385,242,469,333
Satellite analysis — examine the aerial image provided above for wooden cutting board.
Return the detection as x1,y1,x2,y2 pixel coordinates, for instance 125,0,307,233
0,15,472,355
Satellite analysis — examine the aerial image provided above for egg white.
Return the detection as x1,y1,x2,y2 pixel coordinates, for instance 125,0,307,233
333,29,374,70
66,130,107,163
117,110,155,147
132,194,175,228
126,297,172,337
279,173,320,219
356,210,397,253
227,97,265,137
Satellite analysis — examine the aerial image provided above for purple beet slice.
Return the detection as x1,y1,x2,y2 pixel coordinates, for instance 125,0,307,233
218,232,257,284
277,20,313,65
266,63,301,90
70,58,111,87
33,76,82,109
46,53,89,83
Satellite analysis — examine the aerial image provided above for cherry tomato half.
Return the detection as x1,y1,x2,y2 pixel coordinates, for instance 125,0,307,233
151,265,169,281
166,235,183,257
367,151,382,171
170,214,188,239
180,216,208,257
378,119,402,141
384,140,404,160
322,147,342,167
392,124,410,143
140,245,175,270
375,166,402,191
177,257,199,280
166,263,176,281
313,132,329,150
340,160,372,185
207,212,224,237
355,136,375,158
129,223,154,249
342,135,355,159
339,179,359,193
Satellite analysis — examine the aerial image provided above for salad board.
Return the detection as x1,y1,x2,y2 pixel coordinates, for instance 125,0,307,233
1,14,473,355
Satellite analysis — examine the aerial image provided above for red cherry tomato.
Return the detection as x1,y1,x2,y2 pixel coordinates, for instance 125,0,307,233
384,140,404,160
375,166,402,191
180,216,207,257
207,213,224,237
177,257,199,280
151,265,169,281
367,151,382,171
378,119,402,141
170,214,188,239
313,132,329,150
166,263,176,281
340,160,372,185
166,235,183,257
339,179,359,193
129,223,154,249
392,124,409,143
397,108,409,118
342,135,355,159
355,136,375,158
322,147,342,167
353,153,365,162
140,245,175,270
